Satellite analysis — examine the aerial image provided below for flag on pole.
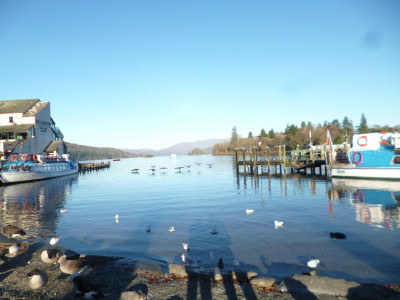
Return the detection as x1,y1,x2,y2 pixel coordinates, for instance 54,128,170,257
326,130,333,147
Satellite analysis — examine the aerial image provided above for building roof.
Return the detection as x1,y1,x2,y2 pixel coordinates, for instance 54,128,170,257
45,140,63,152
24,101,49,117
0,124,33,133
0,99,40,114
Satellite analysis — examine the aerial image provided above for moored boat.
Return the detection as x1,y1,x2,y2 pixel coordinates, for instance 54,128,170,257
0,154,78,184
331,132,400,179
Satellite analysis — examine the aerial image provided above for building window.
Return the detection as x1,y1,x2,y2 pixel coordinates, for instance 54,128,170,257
9,117,13,123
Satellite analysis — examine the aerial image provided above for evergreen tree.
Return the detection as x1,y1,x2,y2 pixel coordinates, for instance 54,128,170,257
248,131,253,138
358,113,368,133
301,121,306,128
268,129,275,138
230,126,239,148
260,129,267,137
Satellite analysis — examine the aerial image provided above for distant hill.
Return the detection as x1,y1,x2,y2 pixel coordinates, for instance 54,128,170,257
66,142,139,161
122,138,228,156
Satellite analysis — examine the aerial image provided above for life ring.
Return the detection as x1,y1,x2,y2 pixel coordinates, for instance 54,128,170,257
11,154,18,162
357,136,367,147
352,151,363,166
21,154,30,161
32,154,37,161
354,190,365,203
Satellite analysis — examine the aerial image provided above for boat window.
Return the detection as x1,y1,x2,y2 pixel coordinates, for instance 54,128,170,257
393,156,400,165
10,165,21,171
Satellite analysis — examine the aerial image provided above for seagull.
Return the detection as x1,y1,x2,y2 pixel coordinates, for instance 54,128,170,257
50,234,59,246
146,225,151,233
246,209,254,214
329,232,346,239
7,244,20,258
210,228,218,235
181,253,200,265
60,209,68,213
27,269,48,290
1,225,26,238
41,248,62,264
307,259,320,269
274,220,284,229
168,226,175,234
115,214,119,223
217,258,224,270
182,242,190,251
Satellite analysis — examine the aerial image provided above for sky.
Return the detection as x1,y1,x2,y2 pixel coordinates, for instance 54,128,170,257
0,1,399,150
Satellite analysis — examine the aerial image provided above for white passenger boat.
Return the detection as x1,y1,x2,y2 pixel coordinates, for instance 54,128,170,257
331,132,400,180
0,154,78,184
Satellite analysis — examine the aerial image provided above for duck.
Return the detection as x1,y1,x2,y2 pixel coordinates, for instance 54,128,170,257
146,225,151,233
182,242,189,251
1,225,26,238
50,234,59,246
41,248,62,264
210,228,218,235
27,269,48,290
58,254,88,275
307,259,320,269
71,271,103,299
329,232,346,239
168,226,175,234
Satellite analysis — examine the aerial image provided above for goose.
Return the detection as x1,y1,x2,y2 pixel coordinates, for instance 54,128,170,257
58,254,88,275
27,269,48,289
146,225,151,233
1,225,26,238
41,248,61,264
168,226,175,234
50,234,59,246
274,220,284,229
71,269,103,299
329,232,346,239
182,242,189,251
307,259,320,269
246,209,254,214
217,258,224,270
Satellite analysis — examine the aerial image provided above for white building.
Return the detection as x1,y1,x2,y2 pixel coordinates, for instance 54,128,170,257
0,99,67,161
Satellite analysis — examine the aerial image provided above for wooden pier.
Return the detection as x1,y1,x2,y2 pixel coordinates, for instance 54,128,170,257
235,144,350,177
78,161,111,172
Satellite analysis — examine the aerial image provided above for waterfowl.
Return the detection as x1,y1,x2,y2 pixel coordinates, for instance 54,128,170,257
307,259,320,269
146,225,151,233
60,209,68,213
246,209,254,214
27,269,48,290
58,254,88,275
233,259,240,268
329,232,346,239
217,258,224,270
7,244,20,258
71,272,104,299
210,228,218,235
115,214,119,223
274,220,284,229
168,226,175,234
182,242,189,251
41,248,62,264
50,234,59,246
181,253,199,265
1,225,26,238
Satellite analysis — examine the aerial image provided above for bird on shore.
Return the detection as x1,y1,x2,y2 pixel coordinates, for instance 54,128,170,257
217,258,224,270
181,253,200,265
41,248,62,264
1,225,26,238
274,220,284,229
58,253,89,275
6,244,20,258
72,273,104,299
246,209,254,214
27,269,48,290
168,226,175,234
329,232,346,239
146,225,151,233
50,234,59,247
182,242,189,251
307,259,320,269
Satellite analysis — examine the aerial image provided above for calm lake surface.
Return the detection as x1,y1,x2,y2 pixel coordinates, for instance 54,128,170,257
1,155,399,283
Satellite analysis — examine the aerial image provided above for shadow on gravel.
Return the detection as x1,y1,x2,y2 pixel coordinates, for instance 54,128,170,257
347,283,400,299
283,277,317,300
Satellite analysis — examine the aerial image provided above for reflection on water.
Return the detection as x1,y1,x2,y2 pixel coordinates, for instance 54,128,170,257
331,178,400,230
0,157,399,284
0,174,78,237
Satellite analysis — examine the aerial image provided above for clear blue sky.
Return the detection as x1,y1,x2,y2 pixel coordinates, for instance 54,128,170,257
1,1,399,150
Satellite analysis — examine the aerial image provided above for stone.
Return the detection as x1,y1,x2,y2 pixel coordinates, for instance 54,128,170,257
250,276,276,288
168,264,188,277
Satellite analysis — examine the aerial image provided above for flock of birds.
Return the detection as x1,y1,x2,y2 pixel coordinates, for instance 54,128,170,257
1,223,105,298
131,163,214,174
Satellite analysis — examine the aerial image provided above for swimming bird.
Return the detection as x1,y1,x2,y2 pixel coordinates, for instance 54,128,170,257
115,214,119,223
58,254,89,275
131,168,139,173
246,209,254,214
233,259,240,268
210,228,218,235
182,242,189,251
27,269,48,290
307,259,320,269
1,225,26,238
181,253,200,265
329,232,346,239
146,225,151,233
274,220,284,229
41,248,62,264
71,271,104,299
60,209,68,213
50,234,59,246
168,226,175,234
159,167,167,170
217,258,224,270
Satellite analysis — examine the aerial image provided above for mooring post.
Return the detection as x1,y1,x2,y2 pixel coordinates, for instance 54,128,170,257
283,145,286,174
267,147,270,174
254,148,258,176
235,149,239,174
243,150,246,178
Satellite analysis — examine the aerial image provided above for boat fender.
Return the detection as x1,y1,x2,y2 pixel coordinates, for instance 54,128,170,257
32,154,37,161
21,154,30,161
352,151,363,166
357,136,367,147
11,154,18,162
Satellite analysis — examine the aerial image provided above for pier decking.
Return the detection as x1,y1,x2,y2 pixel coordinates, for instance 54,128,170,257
78,161,111,172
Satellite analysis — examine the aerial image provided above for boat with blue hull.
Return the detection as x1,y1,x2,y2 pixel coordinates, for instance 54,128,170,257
0,154,78,184
331,132,400,179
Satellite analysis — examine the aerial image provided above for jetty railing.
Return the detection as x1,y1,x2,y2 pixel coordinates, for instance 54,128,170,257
78,161,111,172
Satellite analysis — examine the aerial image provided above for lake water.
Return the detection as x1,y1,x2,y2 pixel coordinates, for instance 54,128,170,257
1,155,399,283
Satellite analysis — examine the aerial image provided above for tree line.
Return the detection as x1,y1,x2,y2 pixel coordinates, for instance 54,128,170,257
212,114,400,155
66,142,140,161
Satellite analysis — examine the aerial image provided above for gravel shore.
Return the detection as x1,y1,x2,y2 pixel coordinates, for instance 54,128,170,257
0,241,399,300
